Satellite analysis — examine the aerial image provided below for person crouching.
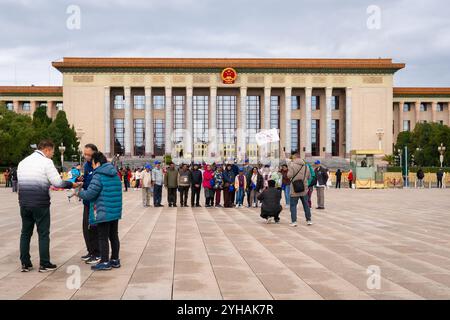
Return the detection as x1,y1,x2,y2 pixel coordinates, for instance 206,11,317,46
77,152,122,271
257,180,282,224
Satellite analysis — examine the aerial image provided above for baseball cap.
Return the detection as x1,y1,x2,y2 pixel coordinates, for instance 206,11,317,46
314,160,321,165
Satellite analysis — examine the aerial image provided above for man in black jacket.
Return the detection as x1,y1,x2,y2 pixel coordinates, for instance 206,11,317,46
190,163,203,207
335,169,342,189
437,169,444,189
257,180,282,224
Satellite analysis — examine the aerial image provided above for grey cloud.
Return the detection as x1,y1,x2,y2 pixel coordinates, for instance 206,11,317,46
0,0,449,86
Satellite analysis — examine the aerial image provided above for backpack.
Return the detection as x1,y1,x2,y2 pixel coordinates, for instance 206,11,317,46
307,164,317,187
291,165,306,193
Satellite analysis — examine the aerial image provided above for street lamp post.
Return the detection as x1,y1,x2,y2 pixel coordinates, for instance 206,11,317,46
59,143,66,170
76,128,85,165
438,143,446,168
376,128,384,151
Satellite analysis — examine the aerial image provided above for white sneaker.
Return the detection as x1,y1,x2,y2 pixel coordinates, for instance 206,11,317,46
235,204,239,208
289,222,298,227
307,220,313,226
266,217,273,224
253,203,257,208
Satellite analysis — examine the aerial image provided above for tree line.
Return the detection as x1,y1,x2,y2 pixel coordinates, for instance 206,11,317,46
394,122,450,167
0,102,79,167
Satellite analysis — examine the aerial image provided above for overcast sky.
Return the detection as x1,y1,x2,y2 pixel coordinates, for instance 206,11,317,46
1,0,449,87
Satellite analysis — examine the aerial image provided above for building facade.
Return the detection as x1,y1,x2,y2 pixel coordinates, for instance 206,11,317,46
2,57,450,163
0,86,63,119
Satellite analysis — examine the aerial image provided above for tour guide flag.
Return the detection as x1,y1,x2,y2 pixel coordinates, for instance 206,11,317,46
255,129,280,146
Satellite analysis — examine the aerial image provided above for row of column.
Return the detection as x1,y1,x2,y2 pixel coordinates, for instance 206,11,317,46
104,86,353,158
398,101,449,132
10,100,57,119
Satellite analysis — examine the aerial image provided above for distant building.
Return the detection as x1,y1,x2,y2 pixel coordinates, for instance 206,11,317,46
1,57,449,162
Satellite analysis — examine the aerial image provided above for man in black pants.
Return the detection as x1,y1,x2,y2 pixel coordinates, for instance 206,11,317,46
17,139,77,272
190,163,203,207
335,169,342,189
81,144,100,265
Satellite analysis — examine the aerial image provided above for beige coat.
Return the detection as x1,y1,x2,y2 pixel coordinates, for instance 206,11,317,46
287,158,310,197
141,170,152,188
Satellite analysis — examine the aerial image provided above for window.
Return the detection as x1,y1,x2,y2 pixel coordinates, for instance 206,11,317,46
291,96,300,110
246,96,261,145
114,95,124,109
153,119,165,156
437,103,444,112
311,119,320,156
39,102,47,109
439,120,444,125
217,96,237,145
291,119,300,154
420,103,427,112
270,96,280,129
113,119,125,155
311,96,320,111
134,118,145,156
403,103,411,112
134,95,145,110
173,96,185,144
22,102,30,111
5,102,13,111
331,96,339,110
153,95,165,110
56,102,63,111
331,120,339,156
193,96,209,143
403,120,411,132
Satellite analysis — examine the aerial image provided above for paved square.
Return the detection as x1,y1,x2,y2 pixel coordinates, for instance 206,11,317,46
0,187,449,300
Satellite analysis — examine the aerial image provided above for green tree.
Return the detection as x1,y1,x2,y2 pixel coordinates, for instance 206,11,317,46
47,111,79,166
0,103,34,166
31,106,52,144
394,123,450,167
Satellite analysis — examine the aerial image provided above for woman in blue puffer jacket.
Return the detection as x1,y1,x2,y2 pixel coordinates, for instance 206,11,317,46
78,152,122,271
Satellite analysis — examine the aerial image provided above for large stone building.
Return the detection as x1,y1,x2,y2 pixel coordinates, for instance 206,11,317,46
1,57,450,163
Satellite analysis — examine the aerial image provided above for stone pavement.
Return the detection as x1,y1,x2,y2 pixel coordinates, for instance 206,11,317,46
0,187,449,300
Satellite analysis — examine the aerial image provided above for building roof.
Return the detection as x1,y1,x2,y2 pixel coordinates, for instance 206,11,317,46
0,86,62,96
52,57,405,74
394,87,450,98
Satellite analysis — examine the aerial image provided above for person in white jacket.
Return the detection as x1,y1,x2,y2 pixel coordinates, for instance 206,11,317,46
141,164,153,207
17,139,81,272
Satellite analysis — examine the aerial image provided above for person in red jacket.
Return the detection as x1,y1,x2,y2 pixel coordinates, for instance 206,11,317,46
202,164,214,207
348,169,354,189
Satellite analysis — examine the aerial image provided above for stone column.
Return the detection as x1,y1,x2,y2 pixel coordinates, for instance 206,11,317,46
104,87,111,157
398,101,404,132
345,87,352,158
165,86,173,155
124,86,132,156
238,87,247,161
30,100,37,116
13,100,19,113
305,87,312,157
264,87,271,158
431,101,437,123
325,87,333,158
415,101,421,124
46,101,54,119
185,86,193,158
144,86,153,156
448,103,450,126
208,87,217,158
284,87,292,156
